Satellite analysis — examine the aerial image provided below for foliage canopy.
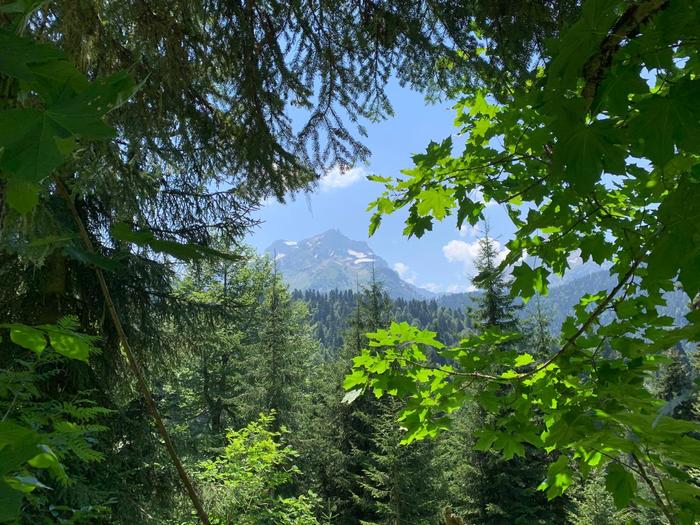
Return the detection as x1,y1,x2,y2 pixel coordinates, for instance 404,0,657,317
348,0,700,522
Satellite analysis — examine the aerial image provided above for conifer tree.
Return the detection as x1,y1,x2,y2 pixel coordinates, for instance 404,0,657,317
567,471,655,525
337,274,392,523
347,273,440,525
298,273,440,524
655,344,695,422
453,231,562,524
166,248,263,439
471,232,519,332
246,260,318,433
359,395,440,525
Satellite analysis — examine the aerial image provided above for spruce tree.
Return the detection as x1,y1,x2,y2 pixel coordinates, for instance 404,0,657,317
567,471,655,525
453,231,562,524
471,233,519,332
337,275,392,523
347,274,440,525
359,395,440,525
298,274,440,524
655,344,695,422
246,260,318,433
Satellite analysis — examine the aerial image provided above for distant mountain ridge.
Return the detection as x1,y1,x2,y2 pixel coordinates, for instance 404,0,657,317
266,229,435,300
267,231,690,330
437,269,690,331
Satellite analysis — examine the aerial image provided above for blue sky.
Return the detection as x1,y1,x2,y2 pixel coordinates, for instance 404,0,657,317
245,81,515,294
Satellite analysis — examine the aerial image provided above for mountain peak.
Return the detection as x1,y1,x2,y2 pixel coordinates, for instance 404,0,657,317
316,228,347,239
265,231,433,299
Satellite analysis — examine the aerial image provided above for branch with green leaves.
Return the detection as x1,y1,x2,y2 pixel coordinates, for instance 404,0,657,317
347,0,700,521
0,317,101,522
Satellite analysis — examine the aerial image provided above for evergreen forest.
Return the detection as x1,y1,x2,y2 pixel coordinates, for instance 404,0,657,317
1,1,700,524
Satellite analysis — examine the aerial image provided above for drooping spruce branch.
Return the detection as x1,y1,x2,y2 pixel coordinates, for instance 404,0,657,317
54,176,211,525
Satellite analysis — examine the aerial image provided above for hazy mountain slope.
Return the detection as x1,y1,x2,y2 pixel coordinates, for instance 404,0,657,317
438,270,690,330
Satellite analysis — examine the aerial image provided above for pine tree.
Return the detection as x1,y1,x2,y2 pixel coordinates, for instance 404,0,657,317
655,344,695,422
451,230,563,524
246,259,318,433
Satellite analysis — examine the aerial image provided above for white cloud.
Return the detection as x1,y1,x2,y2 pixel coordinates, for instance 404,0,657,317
458,224,480,239
442,238,507,278
443,239,482,266
393,261,409,276
421,282,443,293
415,280,477,296
319,165,367,191
447,283,477,294
393,262,417,284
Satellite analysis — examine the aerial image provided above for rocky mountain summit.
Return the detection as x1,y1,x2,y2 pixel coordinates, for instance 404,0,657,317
266,229,434,299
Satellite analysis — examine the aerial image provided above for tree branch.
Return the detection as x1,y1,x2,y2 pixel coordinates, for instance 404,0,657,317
54,175,211,525
520,254,644,379
631,454,677,525
582,0,670,110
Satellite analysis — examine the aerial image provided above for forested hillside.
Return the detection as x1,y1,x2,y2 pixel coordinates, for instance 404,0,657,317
295,267,690,354
2,1,700,524
293,288,470,349
439,269,692,332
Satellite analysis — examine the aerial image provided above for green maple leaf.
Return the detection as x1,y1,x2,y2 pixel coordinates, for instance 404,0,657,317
0,29,64,82
605,463,637,509
495,433,525,460
647,178,700,296
415,187,454,220
629,79,700,167
596,63,648,114
0,109,67,183
553,122,621,192
546,0,620,93
0,75,134,213
511,263,549,302
514,353,535,368
579,234,614,265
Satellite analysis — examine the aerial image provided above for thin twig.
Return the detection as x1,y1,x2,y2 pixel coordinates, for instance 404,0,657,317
1,393,18,422
519,254,644,379
631,454,677,525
